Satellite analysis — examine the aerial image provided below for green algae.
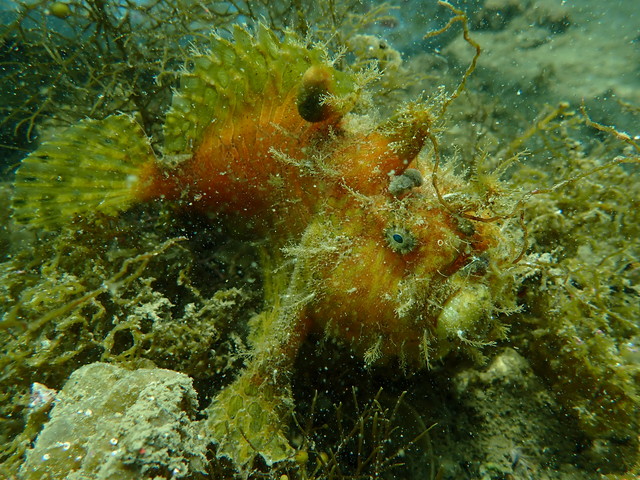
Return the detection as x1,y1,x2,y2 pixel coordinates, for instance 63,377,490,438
513,136,640,470
0,204,259,476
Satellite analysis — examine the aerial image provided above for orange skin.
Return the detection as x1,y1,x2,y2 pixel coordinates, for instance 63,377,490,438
137,88,333,235
299,192,497,363
132,68,496,367
137,87,409,237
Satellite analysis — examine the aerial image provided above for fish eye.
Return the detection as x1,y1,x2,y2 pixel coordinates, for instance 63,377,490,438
385,226,417,254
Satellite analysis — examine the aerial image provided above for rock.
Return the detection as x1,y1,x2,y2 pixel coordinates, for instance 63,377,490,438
19,363,207,480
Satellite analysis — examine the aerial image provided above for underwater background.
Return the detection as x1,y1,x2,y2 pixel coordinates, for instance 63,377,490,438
1,1,639,479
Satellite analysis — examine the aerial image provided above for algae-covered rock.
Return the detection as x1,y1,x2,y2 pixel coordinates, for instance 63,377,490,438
19,363,207,480
510,146,640,470
449,348,593,480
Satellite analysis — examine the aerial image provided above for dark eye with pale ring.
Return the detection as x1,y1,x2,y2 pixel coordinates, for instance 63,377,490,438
385,226,417,254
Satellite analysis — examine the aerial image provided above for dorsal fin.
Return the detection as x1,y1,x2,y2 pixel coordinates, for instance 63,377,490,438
162,24,352,158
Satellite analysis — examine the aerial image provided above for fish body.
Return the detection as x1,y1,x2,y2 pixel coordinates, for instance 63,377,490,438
12,23,521,467
140,111,409,237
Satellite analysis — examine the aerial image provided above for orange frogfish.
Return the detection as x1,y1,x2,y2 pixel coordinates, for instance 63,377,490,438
12,24,523,467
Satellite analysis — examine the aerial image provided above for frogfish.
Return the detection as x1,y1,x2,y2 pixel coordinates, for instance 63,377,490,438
12,24,523,467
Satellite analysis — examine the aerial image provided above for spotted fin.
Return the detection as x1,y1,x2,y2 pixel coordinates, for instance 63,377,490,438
12,115,154,228
162,23,354,157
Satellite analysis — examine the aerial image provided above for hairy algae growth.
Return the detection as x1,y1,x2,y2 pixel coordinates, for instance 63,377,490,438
0,0,390,167
1,1,640,479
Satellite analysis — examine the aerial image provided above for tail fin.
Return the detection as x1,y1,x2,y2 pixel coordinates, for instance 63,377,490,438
12,114,155,228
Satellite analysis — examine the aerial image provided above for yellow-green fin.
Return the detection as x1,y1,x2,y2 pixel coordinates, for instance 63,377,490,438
12,114,154,228
162,24,354,156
